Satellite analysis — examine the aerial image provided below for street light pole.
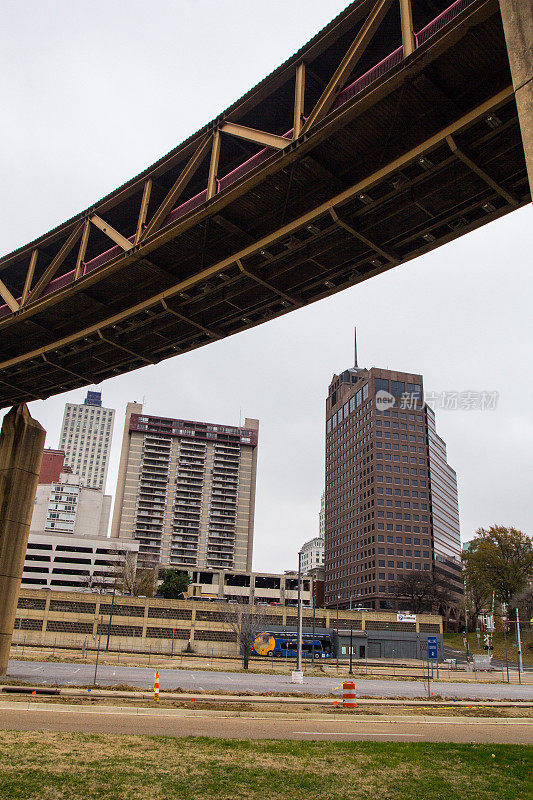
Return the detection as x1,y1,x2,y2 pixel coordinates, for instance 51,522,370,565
503,618,510,683
336,593,340,672
106,575,117,651
349,625,353,675
464,577,470,663
296,551,303,673
312,584,316,665
93,616,103,686
516,607,523,682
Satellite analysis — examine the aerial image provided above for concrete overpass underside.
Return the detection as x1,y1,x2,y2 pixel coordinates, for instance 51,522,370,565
0,0,530,409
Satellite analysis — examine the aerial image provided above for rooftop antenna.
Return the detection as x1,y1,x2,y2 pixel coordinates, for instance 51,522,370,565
354,327,358,369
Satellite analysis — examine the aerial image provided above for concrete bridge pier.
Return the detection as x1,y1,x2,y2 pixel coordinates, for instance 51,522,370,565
0,405,45,675
499,0,533,194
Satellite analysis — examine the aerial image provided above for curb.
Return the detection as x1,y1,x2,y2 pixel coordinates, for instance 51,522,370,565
1,700,532,724
2,685,533,707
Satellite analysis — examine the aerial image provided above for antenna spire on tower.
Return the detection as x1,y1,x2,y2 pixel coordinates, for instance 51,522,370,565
354,327,358,369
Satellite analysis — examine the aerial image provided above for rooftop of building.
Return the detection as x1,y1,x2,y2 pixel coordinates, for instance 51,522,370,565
28,530,138,548
129,411,259,446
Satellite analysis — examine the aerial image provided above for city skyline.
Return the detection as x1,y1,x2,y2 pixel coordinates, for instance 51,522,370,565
0,0,531,575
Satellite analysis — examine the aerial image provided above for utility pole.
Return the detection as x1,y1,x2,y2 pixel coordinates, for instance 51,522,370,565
464,577,470,664
336,593,340,672
106,575,117,651
93,616,103,685
312,585,316,664
349,625,353,675
503,618,510,683
516,607,523,682
296,551,303,673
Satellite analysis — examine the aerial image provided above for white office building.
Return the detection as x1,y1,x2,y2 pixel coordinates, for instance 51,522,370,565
31,472,112,539
300,536,324,574
59,389,115,490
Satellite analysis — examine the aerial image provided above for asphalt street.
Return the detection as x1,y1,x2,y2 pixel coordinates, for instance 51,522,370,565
7,659,533,700
0,703,531,743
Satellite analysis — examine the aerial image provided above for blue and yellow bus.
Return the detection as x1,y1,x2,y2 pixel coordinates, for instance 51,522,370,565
253,632,332,658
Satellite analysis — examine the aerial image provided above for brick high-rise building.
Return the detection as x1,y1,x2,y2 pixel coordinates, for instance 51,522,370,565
38,449,66,484
59,390,115,490
324,350,461,614
111,403,259,572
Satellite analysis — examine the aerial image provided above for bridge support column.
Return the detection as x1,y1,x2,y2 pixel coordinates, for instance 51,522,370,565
0,405,45,676
499,0,533,194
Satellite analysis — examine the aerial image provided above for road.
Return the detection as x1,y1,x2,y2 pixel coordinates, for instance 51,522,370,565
7,659,533,700
0,702,531,743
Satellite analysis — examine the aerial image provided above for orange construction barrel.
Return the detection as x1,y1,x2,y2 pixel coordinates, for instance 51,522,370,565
343,681,356,708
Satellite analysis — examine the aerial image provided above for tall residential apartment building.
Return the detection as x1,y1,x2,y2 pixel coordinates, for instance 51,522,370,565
59,390,115,490
324,355,461,613
111,403,259,572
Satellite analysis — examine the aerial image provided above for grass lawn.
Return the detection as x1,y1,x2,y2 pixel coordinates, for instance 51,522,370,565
0,732,531,800
443,631,533,666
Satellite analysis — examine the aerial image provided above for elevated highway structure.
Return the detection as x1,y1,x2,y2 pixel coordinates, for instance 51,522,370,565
0,0,530,408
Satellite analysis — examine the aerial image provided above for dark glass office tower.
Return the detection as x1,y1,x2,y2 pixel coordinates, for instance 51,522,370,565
324,354,461,614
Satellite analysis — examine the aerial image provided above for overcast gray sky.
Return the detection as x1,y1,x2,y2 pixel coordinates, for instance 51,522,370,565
1,1,532,572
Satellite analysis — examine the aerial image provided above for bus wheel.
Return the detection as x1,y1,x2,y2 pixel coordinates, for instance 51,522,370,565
266,651,274,657
274,651,282,658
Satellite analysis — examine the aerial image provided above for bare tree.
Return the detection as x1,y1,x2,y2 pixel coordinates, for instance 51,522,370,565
222,602,268,670
82,549,157,597
117,550,142,595
393,571,459,626
83,569,114,594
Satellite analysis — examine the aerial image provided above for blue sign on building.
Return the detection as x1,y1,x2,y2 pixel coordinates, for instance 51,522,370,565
85,390,102,407
427,636,438,660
